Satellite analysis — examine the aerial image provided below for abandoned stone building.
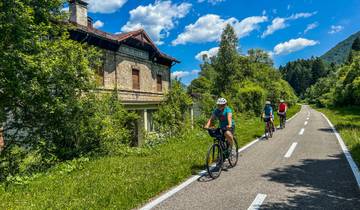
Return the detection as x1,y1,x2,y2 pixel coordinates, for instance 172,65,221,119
68,0,179,144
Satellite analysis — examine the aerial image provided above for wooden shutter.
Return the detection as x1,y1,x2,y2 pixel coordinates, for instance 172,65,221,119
132,69,140,90
157,75,162,92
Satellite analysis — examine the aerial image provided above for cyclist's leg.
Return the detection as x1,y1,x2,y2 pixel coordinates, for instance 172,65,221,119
224,130,234,148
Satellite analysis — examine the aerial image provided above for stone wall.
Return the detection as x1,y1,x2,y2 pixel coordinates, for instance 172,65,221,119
102,47,170,102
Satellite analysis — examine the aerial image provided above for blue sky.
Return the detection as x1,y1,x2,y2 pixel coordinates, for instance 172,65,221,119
71,0,360,85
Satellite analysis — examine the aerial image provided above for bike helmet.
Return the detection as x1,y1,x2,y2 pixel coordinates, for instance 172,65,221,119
265,101,271,105
280,99,284,103
216,98,227,105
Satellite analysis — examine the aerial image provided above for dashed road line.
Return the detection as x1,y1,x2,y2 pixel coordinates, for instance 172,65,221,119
284,142,298,158
304,121,308,126
247,194,267,210
299,128,305,135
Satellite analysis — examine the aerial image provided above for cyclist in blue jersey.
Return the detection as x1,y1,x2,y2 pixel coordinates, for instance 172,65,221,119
204,98,235,149
262,100,275,132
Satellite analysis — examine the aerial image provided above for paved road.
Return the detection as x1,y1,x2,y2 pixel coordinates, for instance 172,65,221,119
150,105,360,209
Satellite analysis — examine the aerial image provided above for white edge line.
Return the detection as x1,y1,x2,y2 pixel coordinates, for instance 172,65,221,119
284,142,298,158
247,193,267,210
321,113,360,190
140,175,200,210
139,110,302,210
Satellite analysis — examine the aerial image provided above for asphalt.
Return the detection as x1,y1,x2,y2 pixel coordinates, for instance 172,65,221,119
149,105,360,210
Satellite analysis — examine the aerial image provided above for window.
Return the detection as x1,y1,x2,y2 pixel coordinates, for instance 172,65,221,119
157,75,162,92
132,69,140,90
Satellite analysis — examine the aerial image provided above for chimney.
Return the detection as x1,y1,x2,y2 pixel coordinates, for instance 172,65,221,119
69,0,88,27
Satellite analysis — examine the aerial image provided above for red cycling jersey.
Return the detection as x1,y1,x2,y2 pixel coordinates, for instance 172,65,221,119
278,103,287,112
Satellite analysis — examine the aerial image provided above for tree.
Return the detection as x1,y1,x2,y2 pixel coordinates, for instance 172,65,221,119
0,0,138,180
248,48,274,67
213,24,240,95
352,37,360,51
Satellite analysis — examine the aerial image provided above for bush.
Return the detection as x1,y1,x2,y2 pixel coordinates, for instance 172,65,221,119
153,80,193,137
232,82,266,114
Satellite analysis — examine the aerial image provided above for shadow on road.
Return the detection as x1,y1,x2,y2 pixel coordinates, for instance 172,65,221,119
261,153,360,209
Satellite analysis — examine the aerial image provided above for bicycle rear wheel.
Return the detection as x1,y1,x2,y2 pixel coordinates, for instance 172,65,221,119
228,137,239,167
206,143,223,179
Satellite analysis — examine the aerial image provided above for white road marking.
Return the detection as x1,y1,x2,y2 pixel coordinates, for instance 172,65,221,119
139,136,262,210
306,117,309,120
247,194,267,210
299,128,305,135
284,142,298,158
139,110,304,209
304,121,308,126
321,113,360,190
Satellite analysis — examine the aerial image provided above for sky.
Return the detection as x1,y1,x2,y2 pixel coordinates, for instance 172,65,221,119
66,0,360,85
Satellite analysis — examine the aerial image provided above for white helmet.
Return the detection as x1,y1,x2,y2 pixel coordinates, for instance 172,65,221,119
216,98,227,105
266,101,271,105
280,99,284,103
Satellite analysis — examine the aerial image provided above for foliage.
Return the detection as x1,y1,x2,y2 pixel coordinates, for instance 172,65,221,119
0,0,138,181
321,31,360,65
280,57,329,97
306,37,360,107
153,80,193,137
188,25,297,117
0,105,301,209
247,48,274,66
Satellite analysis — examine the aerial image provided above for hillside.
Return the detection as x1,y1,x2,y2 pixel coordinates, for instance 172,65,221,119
321,31,360,65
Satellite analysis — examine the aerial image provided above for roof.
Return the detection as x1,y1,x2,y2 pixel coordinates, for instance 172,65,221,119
70,22,180,64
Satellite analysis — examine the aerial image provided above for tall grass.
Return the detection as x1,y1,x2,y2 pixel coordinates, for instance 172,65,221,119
317,106,360,165
0,105,301,209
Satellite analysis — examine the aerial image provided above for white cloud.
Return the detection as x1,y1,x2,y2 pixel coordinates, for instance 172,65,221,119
93,20,104,29
195,47,219,61
171,70,200,79
198,0,225,5
85,0,127,14
262,17,287,38
304,22,318,34
328,25,343,34
171,71,190,79
121,1,191,45
172,14,267,45
262,12,317,38
273,38,319,55
61,7,69,13
191,70,201,75
288,12,317,20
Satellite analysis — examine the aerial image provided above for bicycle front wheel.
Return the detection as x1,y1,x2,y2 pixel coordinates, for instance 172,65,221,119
228,137,239,167
206,143,223,179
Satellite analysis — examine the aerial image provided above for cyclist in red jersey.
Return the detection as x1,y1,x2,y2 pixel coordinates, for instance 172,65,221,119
278,99,287,123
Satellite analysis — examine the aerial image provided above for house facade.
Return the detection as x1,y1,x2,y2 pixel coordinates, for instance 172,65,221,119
68,0,179,145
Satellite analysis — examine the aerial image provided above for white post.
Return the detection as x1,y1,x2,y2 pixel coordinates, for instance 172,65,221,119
144,109,148,132
191,108,194,129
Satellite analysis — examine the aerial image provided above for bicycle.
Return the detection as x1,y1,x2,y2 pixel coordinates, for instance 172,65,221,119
204,128,239,179
278,112,286,129
262,117,273,139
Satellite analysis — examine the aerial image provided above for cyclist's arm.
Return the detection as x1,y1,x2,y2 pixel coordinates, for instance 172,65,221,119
227,112,232,128
205,115,215,128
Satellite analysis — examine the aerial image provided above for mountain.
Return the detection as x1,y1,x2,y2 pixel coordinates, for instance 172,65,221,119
321,31,360,65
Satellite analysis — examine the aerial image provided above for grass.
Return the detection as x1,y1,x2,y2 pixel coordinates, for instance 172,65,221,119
0,104,301,210
316,106,360,166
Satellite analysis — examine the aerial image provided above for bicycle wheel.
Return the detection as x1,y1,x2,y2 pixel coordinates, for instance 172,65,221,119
269,123,273,138
228,137,239,167
206,143,223,179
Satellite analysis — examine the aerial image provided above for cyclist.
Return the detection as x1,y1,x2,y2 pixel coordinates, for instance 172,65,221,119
278,99,287,124
204,98,235,155
262,100,275,132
